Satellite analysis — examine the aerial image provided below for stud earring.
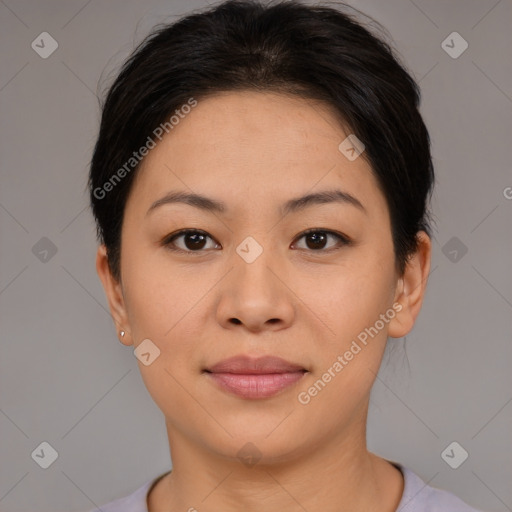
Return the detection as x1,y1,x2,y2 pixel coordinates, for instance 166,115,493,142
120,330,125,338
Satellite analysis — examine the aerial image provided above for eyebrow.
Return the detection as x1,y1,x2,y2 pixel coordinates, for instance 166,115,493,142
146,188,366,217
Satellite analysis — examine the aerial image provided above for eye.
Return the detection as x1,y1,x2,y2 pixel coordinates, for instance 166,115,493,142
162,228,351,254
292,229,351,252
162,229,220,253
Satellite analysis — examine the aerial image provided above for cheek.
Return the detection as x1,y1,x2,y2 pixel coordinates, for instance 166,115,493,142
300,244,397,404
121,249,212,375
310,255,396,342
294,273,395,421
123,270,175,340
121,240,193,338
121,259,206,420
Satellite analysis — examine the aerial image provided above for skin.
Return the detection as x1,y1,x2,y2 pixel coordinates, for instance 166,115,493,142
96,91,431,512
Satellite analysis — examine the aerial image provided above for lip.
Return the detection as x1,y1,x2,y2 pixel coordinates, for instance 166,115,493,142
204,355,308,399
206,355,306,374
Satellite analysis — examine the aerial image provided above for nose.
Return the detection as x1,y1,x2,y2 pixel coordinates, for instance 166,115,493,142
215,248,295,333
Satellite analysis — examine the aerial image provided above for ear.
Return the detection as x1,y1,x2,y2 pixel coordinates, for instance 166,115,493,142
96,244,133,346
388,231,431,338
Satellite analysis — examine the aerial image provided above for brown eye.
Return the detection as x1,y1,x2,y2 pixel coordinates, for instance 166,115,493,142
164,230,220,253
292,229,350,251
163,228,350,255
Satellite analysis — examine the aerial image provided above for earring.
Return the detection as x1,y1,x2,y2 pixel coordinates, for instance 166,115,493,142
120,330,125,338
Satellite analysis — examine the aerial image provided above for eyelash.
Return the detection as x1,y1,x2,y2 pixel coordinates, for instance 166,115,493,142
161,228,351,255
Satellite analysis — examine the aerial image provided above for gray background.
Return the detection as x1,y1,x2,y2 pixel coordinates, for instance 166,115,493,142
0,0,511,510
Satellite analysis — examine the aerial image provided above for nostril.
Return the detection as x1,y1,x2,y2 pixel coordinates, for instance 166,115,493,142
230,318,242,324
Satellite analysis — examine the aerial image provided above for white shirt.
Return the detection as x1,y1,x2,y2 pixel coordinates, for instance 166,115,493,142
86,464,483,511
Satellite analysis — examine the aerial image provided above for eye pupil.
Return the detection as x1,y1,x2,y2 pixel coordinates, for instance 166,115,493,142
306,232,327,250
185,233,207,250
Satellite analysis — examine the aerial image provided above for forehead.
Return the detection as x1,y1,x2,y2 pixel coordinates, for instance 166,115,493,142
128,91,388,222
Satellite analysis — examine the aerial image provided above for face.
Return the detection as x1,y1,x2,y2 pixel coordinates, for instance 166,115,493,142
97,91,430,465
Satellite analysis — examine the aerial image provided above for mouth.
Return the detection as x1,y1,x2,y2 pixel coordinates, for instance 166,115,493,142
203,355,308,399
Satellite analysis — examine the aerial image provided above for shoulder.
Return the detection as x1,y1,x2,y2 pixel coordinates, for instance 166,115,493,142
84,477,156,512
84,466,484,512
397,464,483,512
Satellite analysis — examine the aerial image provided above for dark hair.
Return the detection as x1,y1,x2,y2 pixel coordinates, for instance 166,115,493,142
89,0,434,281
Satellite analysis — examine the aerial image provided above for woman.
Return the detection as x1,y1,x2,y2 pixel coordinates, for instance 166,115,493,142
87,1,482,510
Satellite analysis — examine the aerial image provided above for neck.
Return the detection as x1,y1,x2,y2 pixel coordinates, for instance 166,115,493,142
148,413,403,512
